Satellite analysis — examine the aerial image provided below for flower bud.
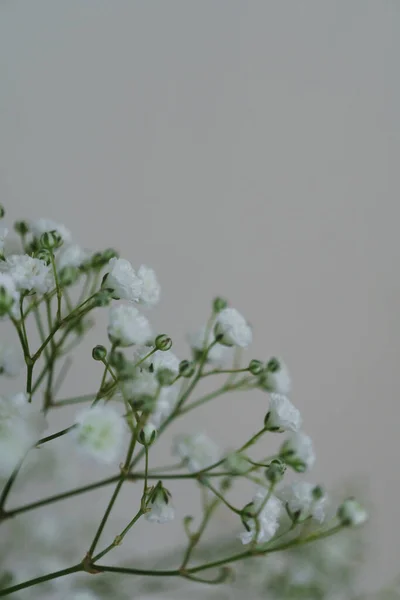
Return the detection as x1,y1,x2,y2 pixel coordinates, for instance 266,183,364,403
267,357,280,372
108,350,126,373
40,230,62,250
102,248,119,262
156,368,176,387
138,422,157,446
59,266,79,287
265,459,286,484
0,205,5,219
92,345,107,361
337,498,367,527
91,252,104,269
213,296,228,313
179,360,196,378
240,502,255,530
312,485,324,501
248,359,263,376
0,286,14,317
14,220,29,235
155,334,172,352
34,248,52,265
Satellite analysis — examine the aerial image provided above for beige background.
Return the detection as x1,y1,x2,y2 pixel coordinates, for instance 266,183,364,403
0,0,399,595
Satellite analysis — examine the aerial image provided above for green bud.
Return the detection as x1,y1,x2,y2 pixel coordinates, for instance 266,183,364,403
34,248,52,265
240,502,255,530
40,230,62,250
155,334,172,352
102,248,119,262
59,266,79,287
337,497,368,527
0,205,5,219
91,252,105,269
248,359,263,376
179,360,195,378
156,368,176,387
0,286,14,317
312,485,324,501
267,357,280,373
213,297,228,313
108,350,126,372
138,422,157,446
14,220,29,235
92,345,107,361
265,459,286,484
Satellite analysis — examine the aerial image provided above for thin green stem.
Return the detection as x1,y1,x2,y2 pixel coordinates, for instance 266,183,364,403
0,564,83,597
49,251,62,322
200,479,242,515
201,367,249,378
37,426,75,446
181,496,220,569
92,509,144,563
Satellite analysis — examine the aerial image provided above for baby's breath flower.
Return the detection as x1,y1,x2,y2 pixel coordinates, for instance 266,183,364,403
151,384,180,428
145,482,175,524
214,307,252,348
0,273,20,318
137,264,161,308
0,227,8,257
337,498,368,527
279,481,326,523
239,489,282,545
265,393,302,432
134,346,180,376
280,432,316,472
71,404,128,464
121,370,159,408
259,357,291,395
105,257,142,303
173,432,220,473
29,218,71,244
108,304,152,347
0,343,23,376
5,254,54,294
188,325,234,366
0,392,47,478
138,422,157,446
56,243,89,271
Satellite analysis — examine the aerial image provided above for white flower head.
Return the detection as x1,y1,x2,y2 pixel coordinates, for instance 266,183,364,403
261,357,291,395
105,257,142,303
5,254,54,294
71,404,128,464
0,392,47,478
265,394,302,433
0,227,8,254
108,304,152,347
240,488,282,545
121,370,159,405
0,343,24,377
173,432,220,473
137,265,161,308
280,432,316,472
279,481,326,523
188,325,234,367
151,384,180,428
145,483,175,524
56,243,89,271
0,272,20,318
29,218,72,244
215,308,252,348
337,498,368,527
134,346,180,376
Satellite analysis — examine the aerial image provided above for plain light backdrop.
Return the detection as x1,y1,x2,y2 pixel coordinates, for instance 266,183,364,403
0,0,399,594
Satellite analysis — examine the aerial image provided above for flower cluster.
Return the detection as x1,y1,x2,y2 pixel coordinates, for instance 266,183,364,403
0,207,367,599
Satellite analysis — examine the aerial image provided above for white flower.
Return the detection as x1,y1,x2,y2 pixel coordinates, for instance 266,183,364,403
0,272,20,317
138,421,157,446
137,264,160,308
215,308,252,348
173,433,220,472
240,489,282,545
188,325,234,367
145,485,175,524
0,227,8,254
280,432,316,472
0,343,23,376
134,346,180,375
5,254,54,294
279,481,326,523
0,392,47,478
151,384,180,428
105,257,142,303
71,404,128,464
108,304,152,347
56,243,89,271
121,371,159,403
337,498,368,527
29,218,72,243
261,358,291,395
266,394,302,432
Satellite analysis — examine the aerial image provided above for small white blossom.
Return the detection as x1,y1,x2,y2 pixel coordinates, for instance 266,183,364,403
0,392,47,478
151,384,180,428
71,404,128,464
266,393,302,432
0,343,23,376
56,243,89,271
240,489,282,545
145,485,175,524
188,325,234,367
215,308,252,348
0,272,20,317
173,433,220,472
0,227,8,255
280,432,316,472
134,346,180,375
105,257,142,303
5,254,54,294
337,498,368,527
29,218,72,244
261,358,291,395
121,371,159,403
137,264,160,308
279,481,326,523
108,304,152,347
139,421,157,446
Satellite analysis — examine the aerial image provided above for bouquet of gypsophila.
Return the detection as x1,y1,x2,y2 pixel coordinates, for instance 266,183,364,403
0,208,367,599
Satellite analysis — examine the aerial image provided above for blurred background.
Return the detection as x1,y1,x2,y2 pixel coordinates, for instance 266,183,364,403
0,0,399,595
